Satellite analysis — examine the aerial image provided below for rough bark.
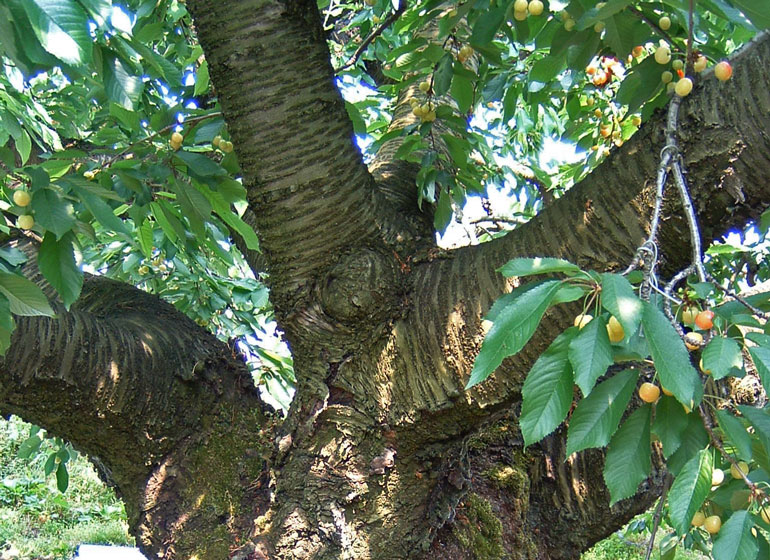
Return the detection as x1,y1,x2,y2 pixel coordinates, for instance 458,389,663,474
2,1,770,558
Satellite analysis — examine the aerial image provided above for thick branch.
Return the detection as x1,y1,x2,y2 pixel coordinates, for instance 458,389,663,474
187,0,417,313
0,239,270,557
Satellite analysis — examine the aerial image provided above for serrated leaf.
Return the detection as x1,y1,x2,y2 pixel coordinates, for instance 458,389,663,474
667,413,709,475
467,280,563,389
568,315,614,395
529,56,566,83
712,510,759,560
716,410,752,462
498,257,582,278
748,346,770,394
56,461,69,492
433,53,454,97
669,449,712,535
22,0,92,66
195,184,260,250
642,302,702,408
652,395,689,458
520,328,576,446
737,405,770,463
0,272,54,317
604,404,651,505
137,219,153,258
194,59,210,96
566,368,637,455
450,72,474,114
30,187,76,239
103,53,143,110
74,186,130,236
730,0,770,29
470,7,505,46
702,336,743,379
37,232,82,309
174,151,226,178
600,273,642,342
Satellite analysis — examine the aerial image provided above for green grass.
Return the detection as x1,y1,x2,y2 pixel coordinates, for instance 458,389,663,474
0,416,133,559
582,516,709,560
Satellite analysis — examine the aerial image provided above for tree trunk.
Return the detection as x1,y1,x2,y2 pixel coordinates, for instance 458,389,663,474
2,2,770,558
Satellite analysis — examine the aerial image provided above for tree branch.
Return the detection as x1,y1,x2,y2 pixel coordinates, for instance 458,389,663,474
186,0,416,314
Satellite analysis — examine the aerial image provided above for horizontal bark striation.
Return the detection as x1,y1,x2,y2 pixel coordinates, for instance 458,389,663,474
187,0,417,315
0,240,271,558
389,32,770,420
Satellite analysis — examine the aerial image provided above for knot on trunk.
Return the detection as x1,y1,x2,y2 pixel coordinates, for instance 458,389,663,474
319,249,401,324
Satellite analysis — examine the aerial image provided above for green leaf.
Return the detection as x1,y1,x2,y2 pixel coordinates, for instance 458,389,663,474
17,435,42,459
470,7,506,46
716,410,752,463
174,151,226,178
520,328,576,446
467,280,563,389
604,404,651,505
103,53,143,110
529,56,567,83
668,448,713,536
17,130,31,165
30,187,76,239
450,72,474,114
44,452,57,476
667,413,709,475
194,59,210,96
729,0,770,29
600,273,642,342
433,53,454,97
37,231,82,309
712,510,759,560
0,272,54,317
498,257,582,278
22,0,92,66
150,201,183,245
434,188,452,234
642,302,702,409
701,336,743,379
195,184,260,251
565,368,638,455
568,315,614,395
748,346,770,394
74,186,130,236
737,405,770,463
56,461,69,492
137,219,153,259
652,395,690,458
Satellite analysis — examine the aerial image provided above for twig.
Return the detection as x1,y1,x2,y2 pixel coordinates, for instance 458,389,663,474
645,474,672,560
705,272,770,320
98,112,223,171
337,2,408,72
468,215,527,227
662,265,692,337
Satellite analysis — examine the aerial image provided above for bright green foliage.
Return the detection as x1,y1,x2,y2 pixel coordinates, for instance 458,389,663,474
0,0,294,402
472,255,770,558
565,367,637,455
520,327,575,446
711,511,758,560
568,314,614,396
603,404,651,505
668,449,712,536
